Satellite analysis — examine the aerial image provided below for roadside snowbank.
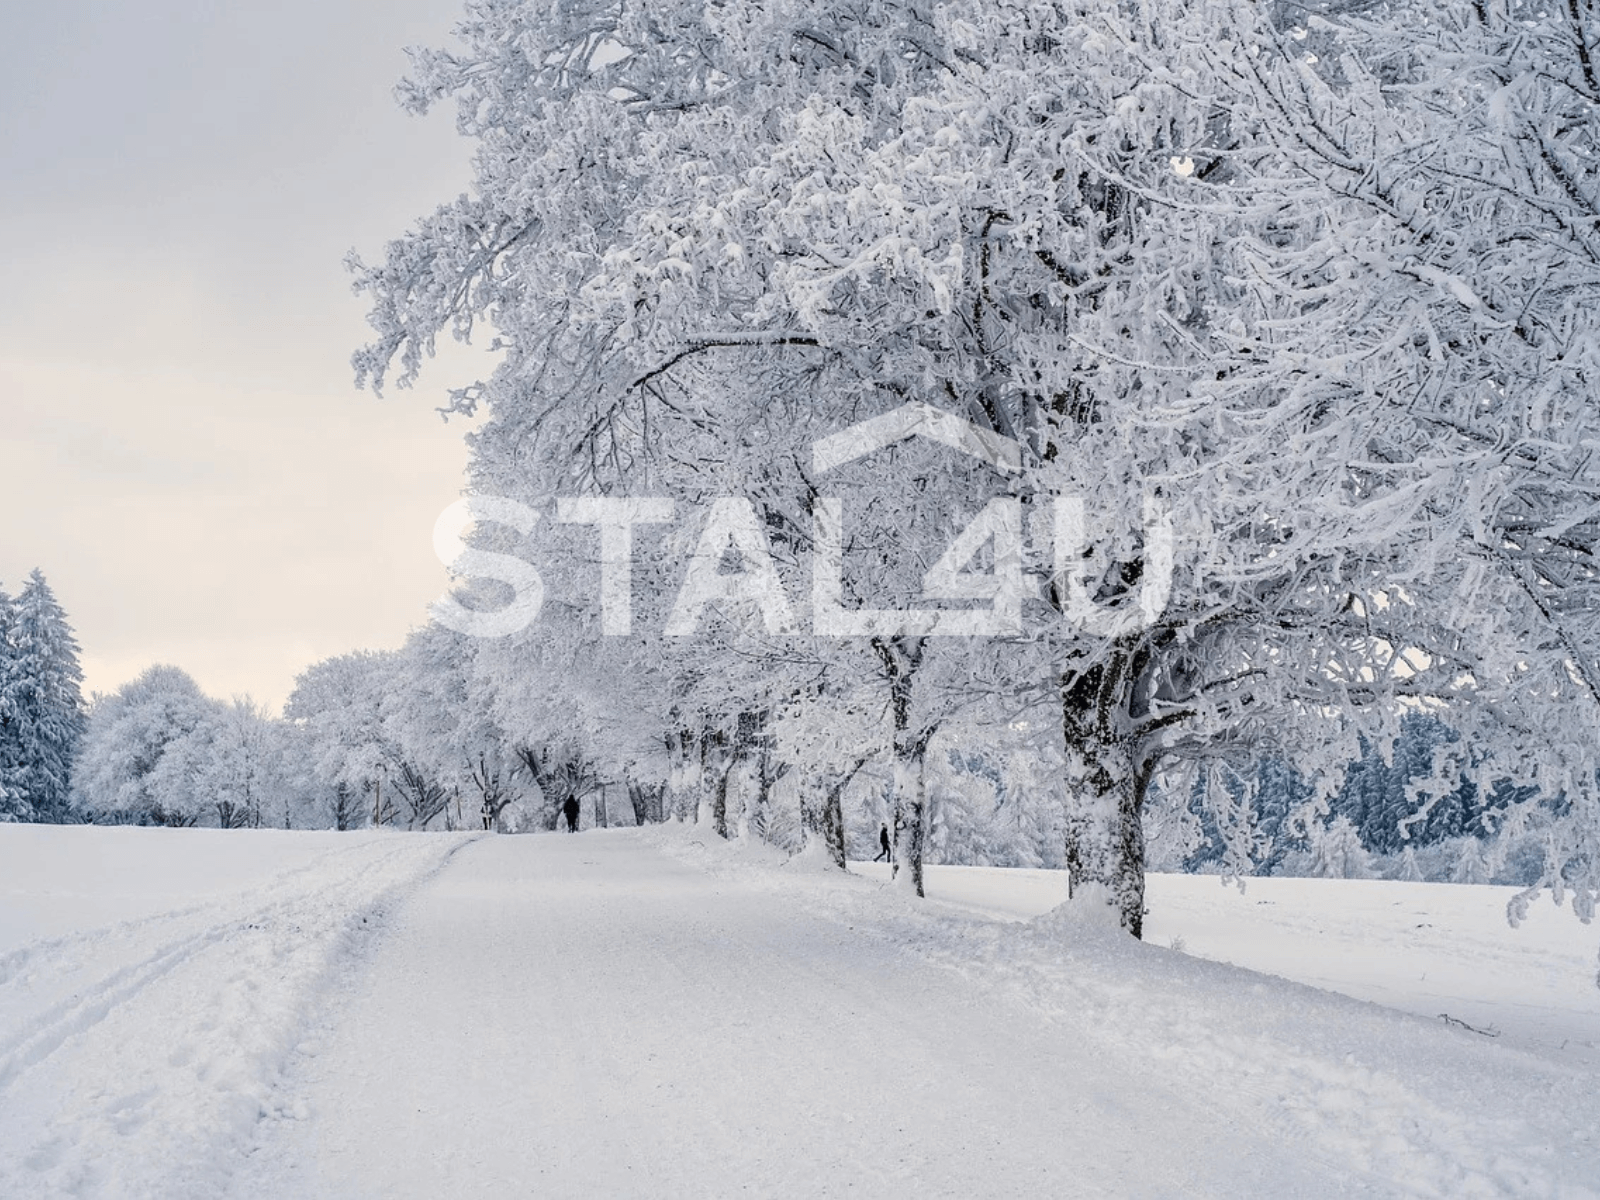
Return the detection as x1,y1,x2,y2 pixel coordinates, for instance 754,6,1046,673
844,859,1600,1065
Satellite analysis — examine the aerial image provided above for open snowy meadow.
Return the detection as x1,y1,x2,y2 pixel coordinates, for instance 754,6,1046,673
1,824,1596,1198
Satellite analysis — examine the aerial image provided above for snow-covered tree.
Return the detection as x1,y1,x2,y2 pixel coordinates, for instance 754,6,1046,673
0,571,86,822
348,0,1600,939
285,651,399,828
1451,838,1495,887
180,696,298,829
1306,816,1375,881
0,583,20,821
1192,0,1600,926
380,625,491,830
71,665,211,825
1394,846,1425,884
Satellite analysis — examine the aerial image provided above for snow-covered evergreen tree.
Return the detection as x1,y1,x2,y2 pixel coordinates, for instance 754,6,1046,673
0,571,86,822
1394,846,1425,884
0,583,20,821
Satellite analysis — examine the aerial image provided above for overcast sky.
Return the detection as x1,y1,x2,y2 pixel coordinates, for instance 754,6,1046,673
0,0,490,711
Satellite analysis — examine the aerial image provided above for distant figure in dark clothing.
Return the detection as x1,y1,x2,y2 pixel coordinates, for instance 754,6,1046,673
481,799,494,831
874,823,891,862
562,796,581,833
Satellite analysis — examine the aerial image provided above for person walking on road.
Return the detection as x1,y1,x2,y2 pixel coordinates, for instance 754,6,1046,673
562,796,581,833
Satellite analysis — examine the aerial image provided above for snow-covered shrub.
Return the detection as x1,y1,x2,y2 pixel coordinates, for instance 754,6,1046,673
1451,838,1495,886
1306,817,1375,881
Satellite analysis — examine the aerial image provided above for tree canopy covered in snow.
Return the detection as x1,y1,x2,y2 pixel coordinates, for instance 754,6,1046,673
71,665,313,830
329,0,1600,936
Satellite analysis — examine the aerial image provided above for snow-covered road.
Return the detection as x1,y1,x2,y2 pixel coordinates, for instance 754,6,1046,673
230,831,1334,1198
4,825,1597,1198
228,830,1598,1199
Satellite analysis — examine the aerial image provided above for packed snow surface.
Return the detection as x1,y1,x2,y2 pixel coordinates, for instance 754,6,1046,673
1,825,1596,1198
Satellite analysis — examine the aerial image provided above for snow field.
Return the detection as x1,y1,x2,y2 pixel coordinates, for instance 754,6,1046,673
0,827,475,1199
662,829,1600,1197
849,861,1600,1066
1,823,1597,1197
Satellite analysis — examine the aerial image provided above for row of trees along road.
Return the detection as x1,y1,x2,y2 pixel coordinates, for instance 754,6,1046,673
330,0,1600,937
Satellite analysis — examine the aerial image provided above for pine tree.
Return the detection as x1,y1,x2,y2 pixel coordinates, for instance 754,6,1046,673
3,571,86,822
0,583,23,821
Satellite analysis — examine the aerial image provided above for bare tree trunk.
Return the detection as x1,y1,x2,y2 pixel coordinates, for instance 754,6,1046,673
217,800,251,829
626,780,662,825
332,783,357,831
751,736,787,842
664,727,701,822
891,745,928,896
368,765,400,829
699,726,734,838
710,746,732,840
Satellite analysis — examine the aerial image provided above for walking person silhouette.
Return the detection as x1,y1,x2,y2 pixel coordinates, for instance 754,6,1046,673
874,823,891,862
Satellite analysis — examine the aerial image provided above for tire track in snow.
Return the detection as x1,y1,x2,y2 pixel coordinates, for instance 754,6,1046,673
0,838,445,1092
0,920,237,1093
0,833,477,1200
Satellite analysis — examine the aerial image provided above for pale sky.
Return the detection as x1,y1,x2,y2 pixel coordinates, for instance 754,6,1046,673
0,0,490,712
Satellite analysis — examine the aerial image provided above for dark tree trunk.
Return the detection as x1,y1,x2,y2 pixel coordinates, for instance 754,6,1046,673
332,782,358,831
626,780,664,825
891,746,928,896
710,755,732,839
467,754,518,832
1060,638,1162,938
216,800,251,829
801,754,867,870
393,761,451,830
699,727,733,838
664,726,701,822
751,734,788,842
1061,737,1151,938
873,636,932,897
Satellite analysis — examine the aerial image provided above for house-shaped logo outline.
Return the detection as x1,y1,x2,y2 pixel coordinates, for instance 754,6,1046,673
808,401,1025,637
811,401,1022,477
